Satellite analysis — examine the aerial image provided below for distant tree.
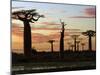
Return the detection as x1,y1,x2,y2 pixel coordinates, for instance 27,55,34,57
70,44,74,51
71,35,80,51
12,9,44,57
76,40,80,51
82,30,95,51
67,42,71,50
81,43,85,51
48,40,55,53
59,19,67,58
78,38,84,51
31,48,37,55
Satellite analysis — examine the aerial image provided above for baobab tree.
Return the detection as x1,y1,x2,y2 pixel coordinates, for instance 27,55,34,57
12,9,44,57
67,42,71,51
78,37,84,51
76,40,80,51
81,43,85,51
59,19,67,58
48,40,55,53
82,30,95,51
71,35,80,51
70,44,74,51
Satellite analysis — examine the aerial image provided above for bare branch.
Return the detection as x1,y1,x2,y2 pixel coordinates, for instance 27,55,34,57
17,14,25,21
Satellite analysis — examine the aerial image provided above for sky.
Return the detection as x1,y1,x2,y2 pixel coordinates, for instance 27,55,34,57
12,1,96,53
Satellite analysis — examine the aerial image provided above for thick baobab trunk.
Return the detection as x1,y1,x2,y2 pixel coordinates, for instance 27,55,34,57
59,20,66,59
76,43,79,51
51,43,53,53
74,38,77,51
76,41,80,51
89,36,92,51
60,32,64,58
23,21,32,57
48,40,55,53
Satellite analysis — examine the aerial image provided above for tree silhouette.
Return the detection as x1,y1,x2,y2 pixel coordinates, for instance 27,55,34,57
48,40,55,53
31,48,37,55
71,35,79,51
67,42,71,50
59,19,67,58
12,9,44,57
76,40,80,51
70,44,74,51
82,30,95,51
81,43,85,51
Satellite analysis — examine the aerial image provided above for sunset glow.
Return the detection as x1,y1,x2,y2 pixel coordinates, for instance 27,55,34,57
12,1,96,53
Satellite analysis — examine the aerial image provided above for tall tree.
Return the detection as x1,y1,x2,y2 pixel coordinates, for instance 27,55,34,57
82,30,95,51
12,9,44,57
59,19,67,58
48,40,55,53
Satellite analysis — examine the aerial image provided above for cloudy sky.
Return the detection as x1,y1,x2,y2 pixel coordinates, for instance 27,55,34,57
12,1,96,53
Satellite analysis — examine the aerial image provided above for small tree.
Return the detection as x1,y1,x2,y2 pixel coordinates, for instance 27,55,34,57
67,42,71,50
31,48,37,55
76,40,80,51
12,9,44,57
70,44,74,51
48,40,55,53
71,35,80,51
82,30,95,51
81,43,85,51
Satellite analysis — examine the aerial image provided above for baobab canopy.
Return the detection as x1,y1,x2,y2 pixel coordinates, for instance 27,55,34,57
82,30,96,51
12,9,45,57
12,9,44,23
82,30,96,36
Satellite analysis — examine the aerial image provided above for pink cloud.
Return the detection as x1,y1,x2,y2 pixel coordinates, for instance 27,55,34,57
84,8,96,16
70,7,96,18
32,27,80,31
12,23,81,43
32,28,60,30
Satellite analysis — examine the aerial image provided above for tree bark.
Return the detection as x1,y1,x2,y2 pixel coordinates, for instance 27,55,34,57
23,21,32,57
51,43,53,53
60,31,64,58
74,38,76,51
89,36,92,51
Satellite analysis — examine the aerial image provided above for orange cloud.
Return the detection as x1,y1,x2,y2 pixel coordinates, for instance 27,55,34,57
41,22,61,25
12,23,87,51
12,23,81,43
